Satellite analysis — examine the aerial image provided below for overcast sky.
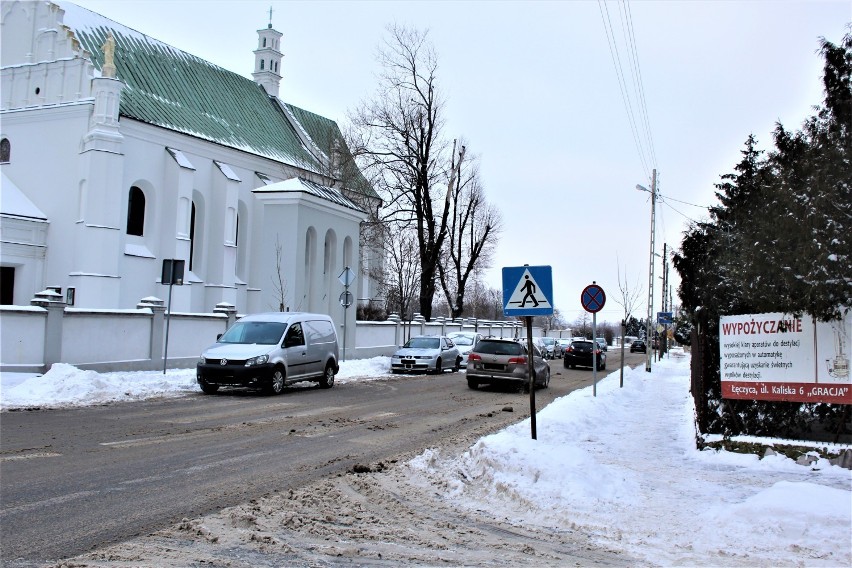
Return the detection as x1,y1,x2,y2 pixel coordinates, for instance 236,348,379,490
71,0,850,325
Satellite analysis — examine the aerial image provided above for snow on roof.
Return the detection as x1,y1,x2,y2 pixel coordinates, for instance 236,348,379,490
254,177,364,213
0,172,48,221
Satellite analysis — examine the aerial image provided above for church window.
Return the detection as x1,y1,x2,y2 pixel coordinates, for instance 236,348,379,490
260,60,265,70
126,186,145,236
0,267,14,305
263,37,267,48
189,202,197,271
274,61,278,72
0,138,9,163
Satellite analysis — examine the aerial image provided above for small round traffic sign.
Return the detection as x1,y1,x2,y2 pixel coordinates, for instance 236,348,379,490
580,283,606,313
339,290,353,308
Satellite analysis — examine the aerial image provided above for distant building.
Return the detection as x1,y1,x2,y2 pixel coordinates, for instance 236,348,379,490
0,1,382,336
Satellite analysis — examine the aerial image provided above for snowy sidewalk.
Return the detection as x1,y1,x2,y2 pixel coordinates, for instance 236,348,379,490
406,357,852,566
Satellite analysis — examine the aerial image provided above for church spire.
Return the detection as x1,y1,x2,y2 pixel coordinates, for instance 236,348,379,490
252,9,283,97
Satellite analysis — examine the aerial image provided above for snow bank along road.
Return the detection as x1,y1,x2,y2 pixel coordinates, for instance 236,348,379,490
1,355,647,566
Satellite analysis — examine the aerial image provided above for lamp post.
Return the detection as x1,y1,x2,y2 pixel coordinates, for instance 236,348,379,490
636,168,657,373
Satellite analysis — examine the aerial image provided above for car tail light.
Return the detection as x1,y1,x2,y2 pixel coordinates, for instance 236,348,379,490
566,346,574,352
468,353,482,362
507,356,526,365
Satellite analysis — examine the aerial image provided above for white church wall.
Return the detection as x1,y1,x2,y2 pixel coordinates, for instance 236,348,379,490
162,313,228,358
0,306,46,367
61,309,150,365
1,104,91,297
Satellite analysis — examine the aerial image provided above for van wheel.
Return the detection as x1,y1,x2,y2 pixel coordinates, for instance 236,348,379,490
319,363,335,389
433,358,443,374
452,357,461,373
266,367,286,395
199,381,219,394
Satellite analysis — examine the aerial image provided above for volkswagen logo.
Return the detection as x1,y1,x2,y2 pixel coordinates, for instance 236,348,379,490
220,359,228,366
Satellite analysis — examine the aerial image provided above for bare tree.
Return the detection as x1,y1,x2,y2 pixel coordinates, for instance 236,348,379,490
436,140,502,320
349,24,452,321
270,235,290,312
614,254,644,323
573,312,591,338
379,223,421,319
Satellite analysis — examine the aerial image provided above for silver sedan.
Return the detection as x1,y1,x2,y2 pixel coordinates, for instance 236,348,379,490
391,335,462,374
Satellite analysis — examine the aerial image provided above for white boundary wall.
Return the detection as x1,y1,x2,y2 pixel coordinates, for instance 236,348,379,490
1,297,532,372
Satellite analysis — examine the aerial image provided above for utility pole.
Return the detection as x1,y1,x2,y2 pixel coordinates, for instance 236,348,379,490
661,242,667,358
636,169,657,373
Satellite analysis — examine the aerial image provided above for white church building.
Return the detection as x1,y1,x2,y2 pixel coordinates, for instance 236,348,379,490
0,1,382,328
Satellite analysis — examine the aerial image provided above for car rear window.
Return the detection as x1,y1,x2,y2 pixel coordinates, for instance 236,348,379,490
571,341,593,352
450,335,475,346
475,340,523,356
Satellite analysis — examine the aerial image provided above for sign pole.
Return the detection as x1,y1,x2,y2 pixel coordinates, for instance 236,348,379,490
592,311,597,397
338,266,356,363
164,280,173,375
501,264,553,441
160,259,184,375
526,316,536,440
580,281,607,397
620,319,626,388
343,283,349,362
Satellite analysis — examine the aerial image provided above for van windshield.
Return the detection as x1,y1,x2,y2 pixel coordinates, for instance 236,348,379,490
219,322,287,345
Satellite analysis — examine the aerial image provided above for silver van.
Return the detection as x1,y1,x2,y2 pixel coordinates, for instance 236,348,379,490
196,312,339,395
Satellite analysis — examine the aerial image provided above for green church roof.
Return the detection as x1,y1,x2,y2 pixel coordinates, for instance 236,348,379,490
57,1,377,201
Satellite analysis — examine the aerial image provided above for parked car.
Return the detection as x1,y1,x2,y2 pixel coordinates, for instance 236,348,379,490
630,340,647,353
196,312,339,395
540,337,563,359
466,338,550,391
516,337,548,358
556,338,572,352
563,339,606,370
447,331,484,368
595,338,608,352
391,335,462,374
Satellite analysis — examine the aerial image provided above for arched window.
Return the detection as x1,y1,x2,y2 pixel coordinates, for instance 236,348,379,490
126,186,145,236
0,138,10,163
262,37,267,48
189,202,196,271
274,61,278,72
260,59,265,70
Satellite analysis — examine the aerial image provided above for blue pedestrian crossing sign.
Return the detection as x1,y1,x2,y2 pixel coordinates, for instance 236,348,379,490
502,265,554,316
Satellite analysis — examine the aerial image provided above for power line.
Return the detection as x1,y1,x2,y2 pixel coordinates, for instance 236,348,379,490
621,0,657,167
597,0,652,179
660,195,709,208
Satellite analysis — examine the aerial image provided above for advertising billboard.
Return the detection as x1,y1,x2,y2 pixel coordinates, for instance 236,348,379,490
719,312,851,404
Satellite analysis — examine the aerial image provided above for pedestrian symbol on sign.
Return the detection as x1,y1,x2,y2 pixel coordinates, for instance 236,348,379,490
520,275,539,307
505,268,552,311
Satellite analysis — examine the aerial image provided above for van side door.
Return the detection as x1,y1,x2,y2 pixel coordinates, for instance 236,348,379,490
282,322,308,380
304,319,337,377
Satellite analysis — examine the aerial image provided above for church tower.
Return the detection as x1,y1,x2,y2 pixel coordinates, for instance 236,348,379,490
252,13,283,98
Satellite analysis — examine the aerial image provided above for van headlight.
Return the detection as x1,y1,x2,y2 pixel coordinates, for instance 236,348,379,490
245,354,269,367
198,355,206,365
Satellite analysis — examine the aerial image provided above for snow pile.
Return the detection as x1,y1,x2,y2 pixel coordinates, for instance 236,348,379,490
0,357,394,410
406,358,852,566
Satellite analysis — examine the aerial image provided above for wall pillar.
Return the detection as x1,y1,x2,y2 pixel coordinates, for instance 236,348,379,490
31,289,66,369
388,313,401,346
213,301,238,332
138,296,165,363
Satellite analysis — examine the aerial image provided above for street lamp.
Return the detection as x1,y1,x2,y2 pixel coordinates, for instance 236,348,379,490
636,169,657,373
